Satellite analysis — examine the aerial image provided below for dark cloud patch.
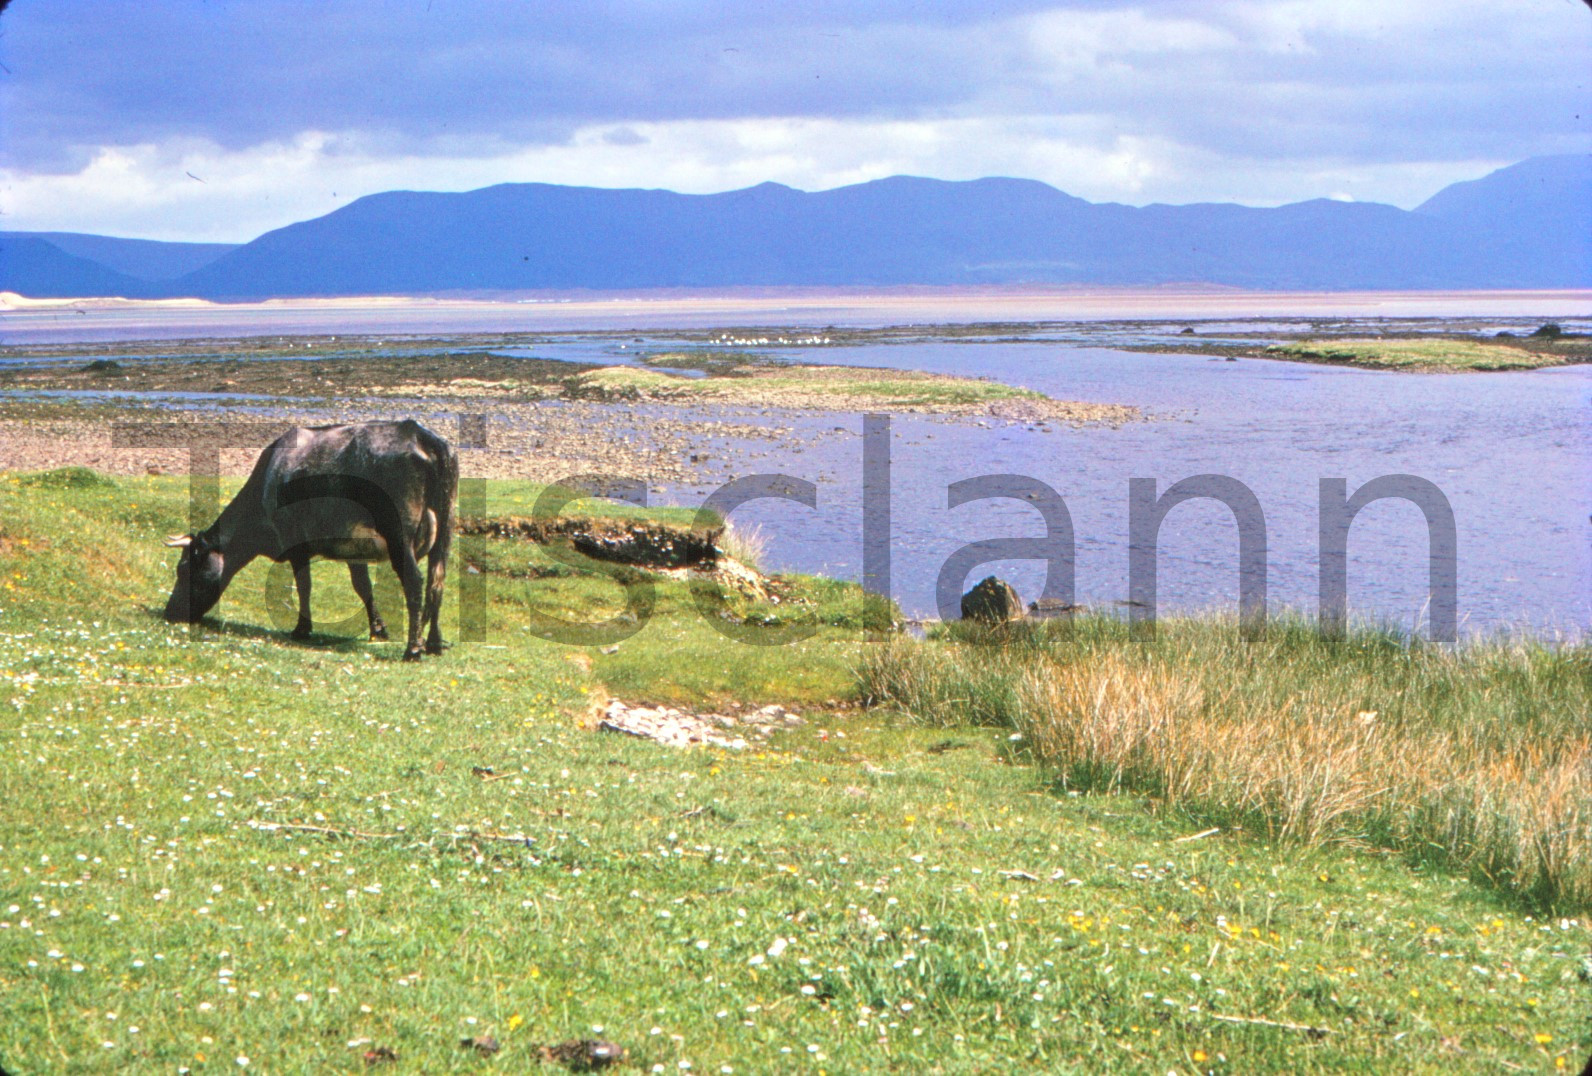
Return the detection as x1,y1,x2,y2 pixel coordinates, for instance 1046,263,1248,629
0,0,1586,176
0,1,1066,169
601,127,648,147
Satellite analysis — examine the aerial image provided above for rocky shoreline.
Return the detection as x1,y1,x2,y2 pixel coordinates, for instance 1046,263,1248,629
0,400,820,485
0,326,1143,483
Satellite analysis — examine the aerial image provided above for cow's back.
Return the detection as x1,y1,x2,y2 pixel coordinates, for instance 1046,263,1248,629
256,421,453,562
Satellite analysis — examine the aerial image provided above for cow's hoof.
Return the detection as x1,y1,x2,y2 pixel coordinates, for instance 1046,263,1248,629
291,625,313,641
425,640,445,655
402,648,424,662
370,624,390,641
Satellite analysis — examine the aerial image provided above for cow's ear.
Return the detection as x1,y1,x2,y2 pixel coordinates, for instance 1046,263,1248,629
164,534,194,547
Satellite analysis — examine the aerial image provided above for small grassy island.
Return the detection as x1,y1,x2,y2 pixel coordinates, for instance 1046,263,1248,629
568,351,1135,423
1117,321,1591,371
1,468,1588,1072
1265,336,1574,371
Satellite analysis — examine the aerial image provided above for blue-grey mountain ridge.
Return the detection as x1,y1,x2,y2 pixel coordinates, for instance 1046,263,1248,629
2,155,1586,299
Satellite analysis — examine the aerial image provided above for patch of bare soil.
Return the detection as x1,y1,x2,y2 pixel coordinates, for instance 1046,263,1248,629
598,699,805,750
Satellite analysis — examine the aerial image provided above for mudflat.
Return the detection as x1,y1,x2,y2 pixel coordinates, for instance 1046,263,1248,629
5,286,1592,342
0,329,1136,482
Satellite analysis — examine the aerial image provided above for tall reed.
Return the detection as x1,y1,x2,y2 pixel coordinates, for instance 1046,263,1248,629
858,615,1592,907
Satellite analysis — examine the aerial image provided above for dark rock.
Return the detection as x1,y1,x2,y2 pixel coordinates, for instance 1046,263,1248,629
459,1035,501,1057
538,1039,626,1071
1029,598,1081,619
961,576,1024,624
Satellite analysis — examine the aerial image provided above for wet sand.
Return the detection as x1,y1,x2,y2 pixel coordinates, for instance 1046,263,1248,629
5,287,1591,344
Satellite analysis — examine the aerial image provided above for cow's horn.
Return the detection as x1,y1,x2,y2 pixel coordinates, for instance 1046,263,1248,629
164,534,193,547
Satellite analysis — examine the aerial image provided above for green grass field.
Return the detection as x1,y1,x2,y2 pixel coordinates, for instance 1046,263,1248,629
1,470,1588,1072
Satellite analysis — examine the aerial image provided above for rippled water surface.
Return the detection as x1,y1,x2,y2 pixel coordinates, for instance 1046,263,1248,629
644,341,1591,638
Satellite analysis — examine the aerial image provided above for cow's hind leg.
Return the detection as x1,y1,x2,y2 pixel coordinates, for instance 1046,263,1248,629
388,546,425,661
423,550,447,655
291,557,314,639
349,563,388,640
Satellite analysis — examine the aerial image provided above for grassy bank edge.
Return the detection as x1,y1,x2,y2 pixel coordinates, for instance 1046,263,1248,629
860,615,1592,911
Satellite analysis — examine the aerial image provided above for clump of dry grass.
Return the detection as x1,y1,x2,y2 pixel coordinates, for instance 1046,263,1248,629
718,520,770,570
860,616,1592,907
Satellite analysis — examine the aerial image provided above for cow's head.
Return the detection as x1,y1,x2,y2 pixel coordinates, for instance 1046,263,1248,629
163,534,227,623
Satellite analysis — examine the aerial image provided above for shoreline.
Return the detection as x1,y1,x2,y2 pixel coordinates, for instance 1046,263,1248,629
2,459,1578,650
5,286,1592,343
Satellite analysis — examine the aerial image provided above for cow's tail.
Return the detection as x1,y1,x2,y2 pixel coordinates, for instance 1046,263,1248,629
421,424,459,563
417,423,459,651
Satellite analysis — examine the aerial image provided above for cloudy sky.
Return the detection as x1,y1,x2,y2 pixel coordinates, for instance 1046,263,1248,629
1,0,1588,242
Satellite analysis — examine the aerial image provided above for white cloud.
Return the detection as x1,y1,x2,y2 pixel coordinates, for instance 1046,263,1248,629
1025,8,1238,70
1219,0,1501,53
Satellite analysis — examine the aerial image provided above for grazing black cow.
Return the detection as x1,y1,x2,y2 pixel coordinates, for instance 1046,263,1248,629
163,420,458,661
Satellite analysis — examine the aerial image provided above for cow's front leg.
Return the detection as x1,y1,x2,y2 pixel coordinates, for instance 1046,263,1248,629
348,563,388,640
291,557,314,639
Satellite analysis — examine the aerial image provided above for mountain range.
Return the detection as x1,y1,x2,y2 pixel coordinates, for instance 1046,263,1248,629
3,155,1587,299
